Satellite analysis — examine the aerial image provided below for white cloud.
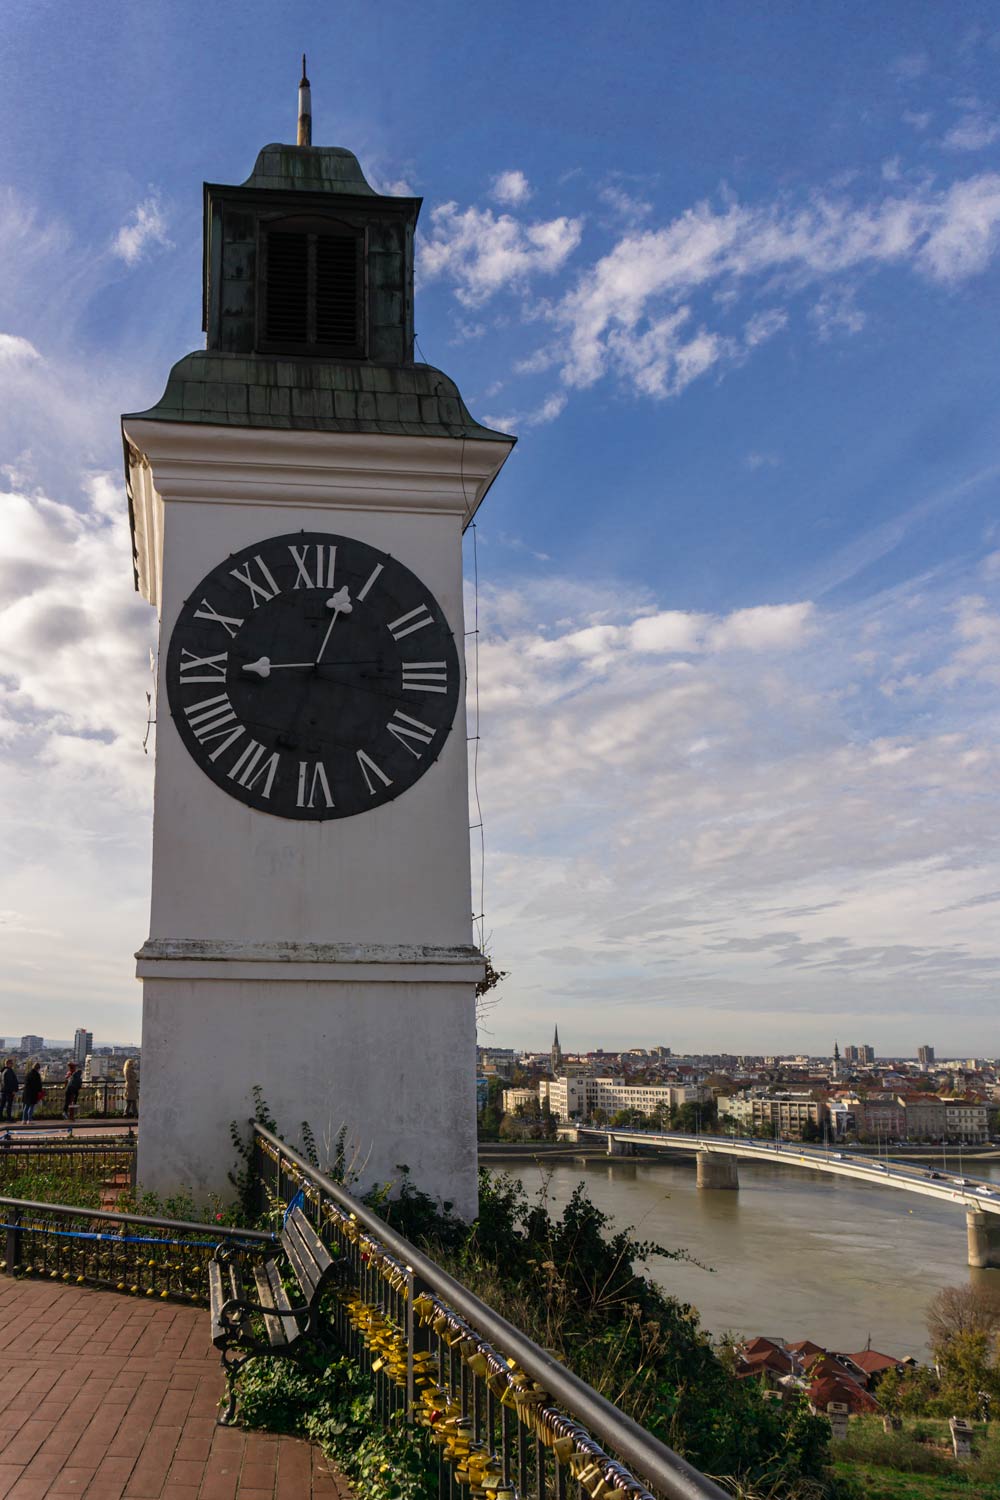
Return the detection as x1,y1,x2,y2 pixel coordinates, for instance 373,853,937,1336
419,202,582,306
492,170,533,206
423,169,1000,410
548,173,1000,395
743,308,788,347
483,391,567,431
809,285,866,340
472,568,1000,1048
0,333,41,365
903,110,932,131
599,184,653,225
111,194,172,266
744,451,780,471
0,477,155,1036
942,106,1000,152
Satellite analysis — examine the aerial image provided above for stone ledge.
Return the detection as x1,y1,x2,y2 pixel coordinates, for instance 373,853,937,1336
135,938,486,985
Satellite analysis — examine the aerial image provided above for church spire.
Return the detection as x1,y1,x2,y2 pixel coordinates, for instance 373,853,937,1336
551,1024,563,1077
297,55,312,147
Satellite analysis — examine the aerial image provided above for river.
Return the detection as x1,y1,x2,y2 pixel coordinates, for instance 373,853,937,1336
488,1153,1000,1360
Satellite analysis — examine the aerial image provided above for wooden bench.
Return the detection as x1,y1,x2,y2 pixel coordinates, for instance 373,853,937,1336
209,1204,342,1424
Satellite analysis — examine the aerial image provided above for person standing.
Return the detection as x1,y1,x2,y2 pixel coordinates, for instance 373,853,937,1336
64,1062,83,1122
0,1060,18,1121
123,1057,138,1118
21,1062,42,1124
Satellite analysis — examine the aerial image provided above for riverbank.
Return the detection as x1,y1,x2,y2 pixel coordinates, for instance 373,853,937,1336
486,1153,1000,1360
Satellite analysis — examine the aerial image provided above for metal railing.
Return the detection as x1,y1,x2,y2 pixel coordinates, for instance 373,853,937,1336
253,1125,730,1500
13,1080,135,1120
0,1194,272,1302
0,1134,137,1190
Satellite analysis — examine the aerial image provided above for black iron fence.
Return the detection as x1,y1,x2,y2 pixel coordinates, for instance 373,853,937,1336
0,1194,273,1302
16,1079,134,1120
0,1133,137,1190
252,1125,730,1500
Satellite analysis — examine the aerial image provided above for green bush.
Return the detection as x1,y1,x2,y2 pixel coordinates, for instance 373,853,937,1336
236,1344,435,1500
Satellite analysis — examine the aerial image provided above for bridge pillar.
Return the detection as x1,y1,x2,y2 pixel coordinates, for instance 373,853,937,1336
696,1152,739,1190
966,1210,1000,1268
606,1135,634,1157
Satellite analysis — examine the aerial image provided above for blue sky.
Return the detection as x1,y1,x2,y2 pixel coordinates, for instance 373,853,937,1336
0,2,998,1052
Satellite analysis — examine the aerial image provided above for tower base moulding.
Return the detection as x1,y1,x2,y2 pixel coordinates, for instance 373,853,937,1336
135,943,483,1220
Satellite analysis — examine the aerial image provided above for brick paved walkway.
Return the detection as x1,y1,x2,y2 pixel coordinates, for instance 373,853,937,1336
0,1279,354,1499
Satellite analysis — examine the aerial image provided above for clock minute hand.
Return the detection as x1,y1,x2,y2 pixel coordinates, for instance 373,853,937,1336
315,585,353,665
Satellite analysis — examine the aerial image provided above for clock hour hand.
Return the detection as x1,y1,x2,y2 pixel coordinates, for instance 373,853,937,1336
315,586,353,665
242,657,314,679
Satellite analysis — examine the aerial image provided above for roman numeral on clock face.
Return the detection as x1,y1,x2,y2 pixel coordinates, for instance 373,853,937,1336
193,599,245,639
288,543,336,590
387,603,433,641
297,761,334,809
356,749,393,797
386,709,435,758
228,740,280,798
401,661,448,693
230,555,281,609
356,563,383,602
182,693,244,761
178,648,228,683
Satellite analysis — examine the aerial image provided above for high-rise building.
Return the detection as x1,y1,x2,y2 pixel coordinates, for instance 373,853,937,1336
842,1045,859,1064
859,1044,875,1065
918,1045,935,1070
19,1035,43,1053
73,1029,93,1066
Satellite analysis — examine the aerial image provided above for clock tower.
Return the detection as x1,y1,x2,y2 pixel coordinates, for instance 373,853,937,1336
122,89,513,1216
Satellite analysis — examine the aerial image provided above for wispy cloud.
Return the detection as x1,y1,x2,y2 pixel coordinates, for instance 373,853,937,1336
472,564,1000,1047
424,168,1000,419
111,194,172,266
942,105,1000,152
419,202,582,305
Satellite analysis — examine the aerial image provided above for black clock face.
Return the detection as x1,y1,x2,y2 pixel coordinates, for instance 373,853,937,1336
165,531,461,820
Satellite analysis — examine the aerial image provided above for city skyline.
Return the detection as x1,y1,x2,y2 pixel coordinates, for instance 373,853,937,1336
0,3,998,1048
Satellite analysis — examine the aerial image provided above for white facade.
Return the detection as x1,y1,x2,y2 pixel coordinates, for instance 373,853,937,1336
125,421,511,1216
543,1074,710,1122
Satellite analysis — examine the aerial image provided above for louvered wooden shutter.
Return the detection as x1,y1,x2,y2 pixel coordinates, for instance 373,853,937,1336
260,218,363,355
265,232,309,344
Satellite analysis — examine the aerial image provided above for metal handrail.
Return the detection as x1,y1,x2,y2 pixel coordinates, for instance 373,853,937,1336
253,1124,730,1500
0,1194,273,1242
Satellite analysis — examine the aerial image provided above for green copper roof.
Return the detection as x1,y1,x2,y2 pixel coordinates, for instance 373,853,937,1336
240,143,379,196
122,351,514,443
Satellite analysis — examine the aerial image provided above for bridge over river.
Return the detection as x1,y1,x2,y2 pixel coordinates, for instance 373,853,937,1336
575,1128,1000,1268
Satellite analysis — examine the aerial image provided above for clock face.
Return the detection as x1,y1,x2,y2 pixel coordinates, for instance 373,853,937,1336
165,531,461,820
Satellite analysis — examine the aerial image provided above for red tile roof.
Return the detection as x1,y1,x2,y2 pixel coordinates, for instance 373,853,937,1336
844,1350,902,1375
809,1375,879,1414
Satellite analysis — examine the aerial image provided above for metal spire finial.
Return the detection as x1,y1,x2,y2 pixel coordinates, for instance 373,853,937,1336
297,55,312,147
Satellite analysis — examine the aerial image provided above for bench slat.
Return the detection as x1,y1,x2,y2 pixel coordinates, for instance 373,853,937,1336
282,1208,332,1302
208,1259,226,1347
265,1259,303,1346
252,1260,295,1348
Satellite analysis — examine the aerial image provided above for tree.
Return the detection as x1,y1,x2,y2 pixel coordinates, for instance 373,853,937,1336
936,1329,1000,1415
800,1117,823,1143
927,1283,1000,1350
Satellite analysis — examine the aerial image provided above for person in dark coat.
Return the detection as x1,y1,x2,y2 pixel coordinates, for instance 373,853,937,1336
64,1063,83,1122
21,1063,43,1124
0,1061,17,1121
